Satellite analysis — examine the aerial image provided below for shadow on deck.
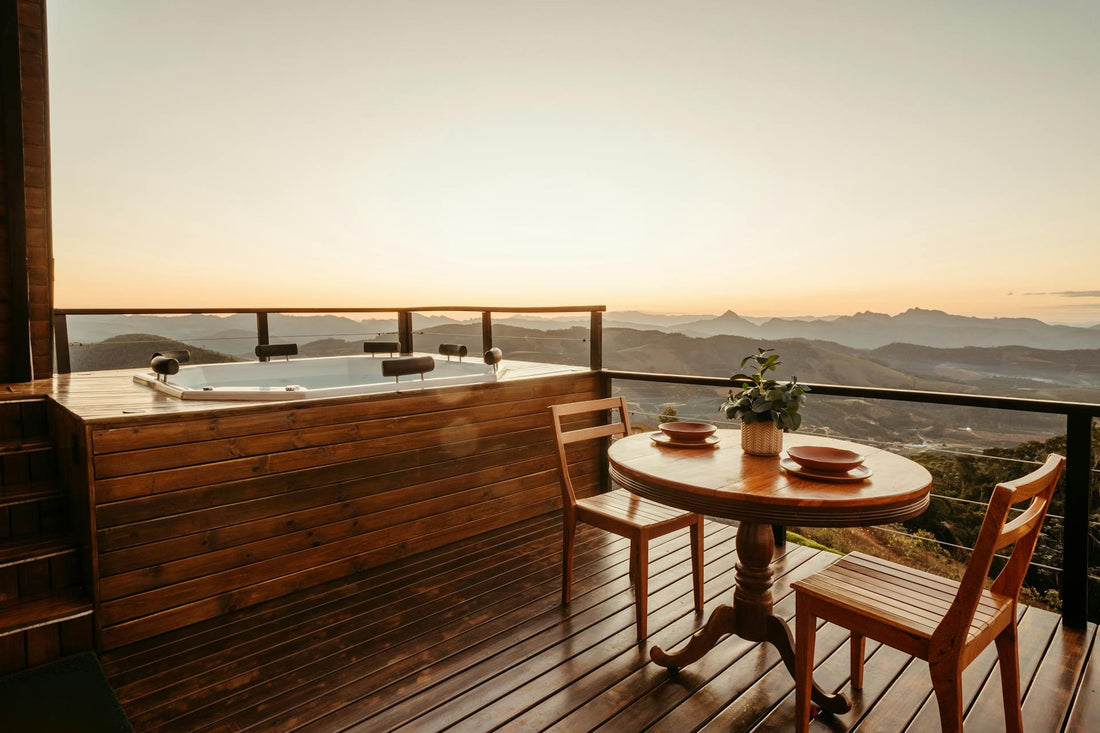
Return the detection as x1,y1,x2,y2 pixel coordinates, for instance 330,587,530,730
99,513,1097,732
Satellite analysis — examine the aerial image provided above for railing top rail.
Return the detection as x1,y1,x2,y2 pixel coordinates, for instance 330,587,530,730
54,305,607,316
603,368,1100,417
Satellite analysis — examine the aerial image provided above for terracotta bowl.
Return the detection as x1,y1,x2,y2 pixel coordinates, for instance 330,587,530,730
658,422,718,442
786,445,865,473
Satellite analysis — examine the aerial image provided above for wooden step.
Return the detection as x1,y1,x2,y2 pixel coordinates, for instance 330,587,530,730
0,481,64,509
0,590,93,638
0,535,79,569
0,438,52,457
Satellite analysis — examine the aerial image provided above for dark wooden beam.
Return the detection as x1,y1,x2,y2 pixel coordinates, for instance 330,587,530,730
255,312,270,362
481,311,492,353
1062,413,1091,627
1,0,32,382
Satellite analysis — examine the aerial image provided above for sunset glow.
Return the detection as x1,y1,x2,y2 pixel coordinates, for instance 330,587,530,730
47,1,1100,323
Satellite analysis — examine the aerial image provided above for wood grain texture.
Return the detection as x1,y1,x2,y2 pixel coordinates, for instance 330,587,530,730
93,514,1098,732
83,371,602,649
608,430,932,527
0,0,52,381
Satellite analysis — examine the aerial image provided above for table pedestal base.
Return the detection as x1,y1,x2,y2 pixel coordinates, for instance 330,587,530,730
650,521,851,715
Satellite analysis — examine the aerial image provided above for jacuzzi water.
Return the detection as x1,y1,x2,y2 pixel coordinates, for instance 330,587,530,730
133,353,505,401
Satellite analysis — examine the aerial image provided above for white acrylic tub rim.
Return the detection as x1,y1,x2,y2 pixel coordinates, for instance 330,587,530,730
133,352,504,401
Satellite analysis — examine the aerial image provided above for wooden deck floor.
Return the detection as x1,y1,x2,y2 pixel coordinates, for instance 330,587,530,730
98,513,1098,732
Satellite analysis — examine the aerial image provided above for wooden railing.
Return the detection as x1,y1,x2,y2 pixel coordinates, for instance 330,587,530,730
52,305,607,374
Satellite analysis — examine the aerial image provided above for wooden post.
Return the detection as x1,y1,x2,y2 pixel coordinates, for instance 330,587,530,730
1062,412,1091,627
481,311,493,353
1,1,32,382
256,312,270,362
590,311,603,372
398,310,413,354
53,312,70,374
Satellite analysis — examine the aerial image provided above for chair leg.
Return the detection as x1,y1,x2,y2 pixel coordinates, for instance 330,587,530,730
632,537,648,640
850,631,866,690
995,624,1023,733
689,518,704,613
929,660,964,733
562,514,576,605
795,596,816,733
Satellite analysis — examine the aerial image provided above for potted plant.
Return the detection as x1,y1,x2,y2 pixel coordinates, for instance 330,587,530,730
721,347,809,456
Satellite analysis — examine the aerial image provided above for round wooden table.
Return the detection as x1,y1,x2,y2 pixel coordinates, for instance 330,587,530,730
608,429,932,714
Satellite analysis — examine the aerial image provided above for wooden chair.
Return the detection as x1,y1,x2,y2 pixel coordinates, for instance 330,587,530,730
792,454,1065,733
548,396,705,640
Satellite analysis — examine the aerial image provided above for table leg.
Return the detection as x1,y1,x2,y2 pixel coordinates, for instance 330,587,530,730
650,521,850,715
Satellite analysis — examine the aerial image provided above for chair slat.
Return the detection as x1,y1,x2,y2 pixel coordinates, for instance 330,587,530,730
559,423,626,445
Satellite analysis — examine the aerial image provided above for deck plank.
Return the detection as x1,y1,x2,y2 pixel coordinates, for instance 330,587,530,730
130,525,622,729
233,524,734,733
1065,627,1100,731
1021,619,1094,732
95,512,1098,733
963,604,1060,732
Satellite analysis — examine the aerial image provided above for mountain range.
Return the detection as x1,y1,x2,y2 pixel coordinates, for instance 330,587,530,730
63,307,1100,356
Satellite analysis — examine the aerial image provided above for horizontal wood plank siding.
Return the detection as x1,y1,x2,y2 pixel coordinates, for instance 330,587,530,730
89,372,601,650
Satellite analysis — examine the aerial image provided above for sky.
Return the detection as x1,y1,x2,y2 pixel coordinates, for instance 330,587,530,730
46,1,1100,323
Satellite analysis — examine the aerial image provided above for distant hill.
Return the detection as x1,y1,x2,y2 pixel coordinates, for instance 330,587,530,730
65,313,464,358
60,307,1100,352
405,322,1098,447
870,343,1100,397
69,334,238,372
672,308,1100,350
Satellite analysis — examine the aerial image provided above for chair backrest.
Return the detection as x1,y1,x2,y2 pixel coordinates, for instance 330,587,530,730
547,396,631,509
933,454,1065,649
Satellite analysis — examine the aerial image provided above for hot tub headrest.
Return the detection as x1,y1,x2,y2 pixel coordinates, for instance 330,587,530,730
484,347,503,366
382,355,436,379
256,343,298,359
150,354,182,376
439,343,468,359
364,341,400,356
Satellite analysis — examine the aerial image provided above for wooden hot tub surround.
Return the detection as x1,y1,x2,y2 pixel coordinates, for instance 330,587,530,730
35,364,600,651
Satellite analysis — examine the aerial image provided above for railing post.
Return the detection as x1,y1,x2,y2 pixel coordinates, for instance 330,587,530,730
590,311,603,372
256,312,270,362
481,311,493,352
1062,412,1092,627
53,312,71,375
398,310,413,354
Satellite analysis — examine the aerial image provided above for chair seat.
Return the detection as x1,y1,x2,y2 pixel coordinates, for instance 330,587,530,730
794,552,1013,643
577,488,695,530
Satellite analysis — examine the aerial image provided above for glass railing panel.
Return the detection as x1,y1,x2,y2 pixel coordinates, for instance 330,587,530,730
62,313,254,371
266,313,400,358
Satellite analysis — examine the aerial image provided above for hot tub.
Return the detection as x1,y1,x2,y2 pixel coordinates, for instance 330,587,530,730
133,353,505,401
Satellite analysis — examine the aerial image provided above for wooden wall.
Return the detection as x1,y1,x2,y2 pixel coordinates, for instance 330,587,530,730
86,373,603,650
0,0,53,382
